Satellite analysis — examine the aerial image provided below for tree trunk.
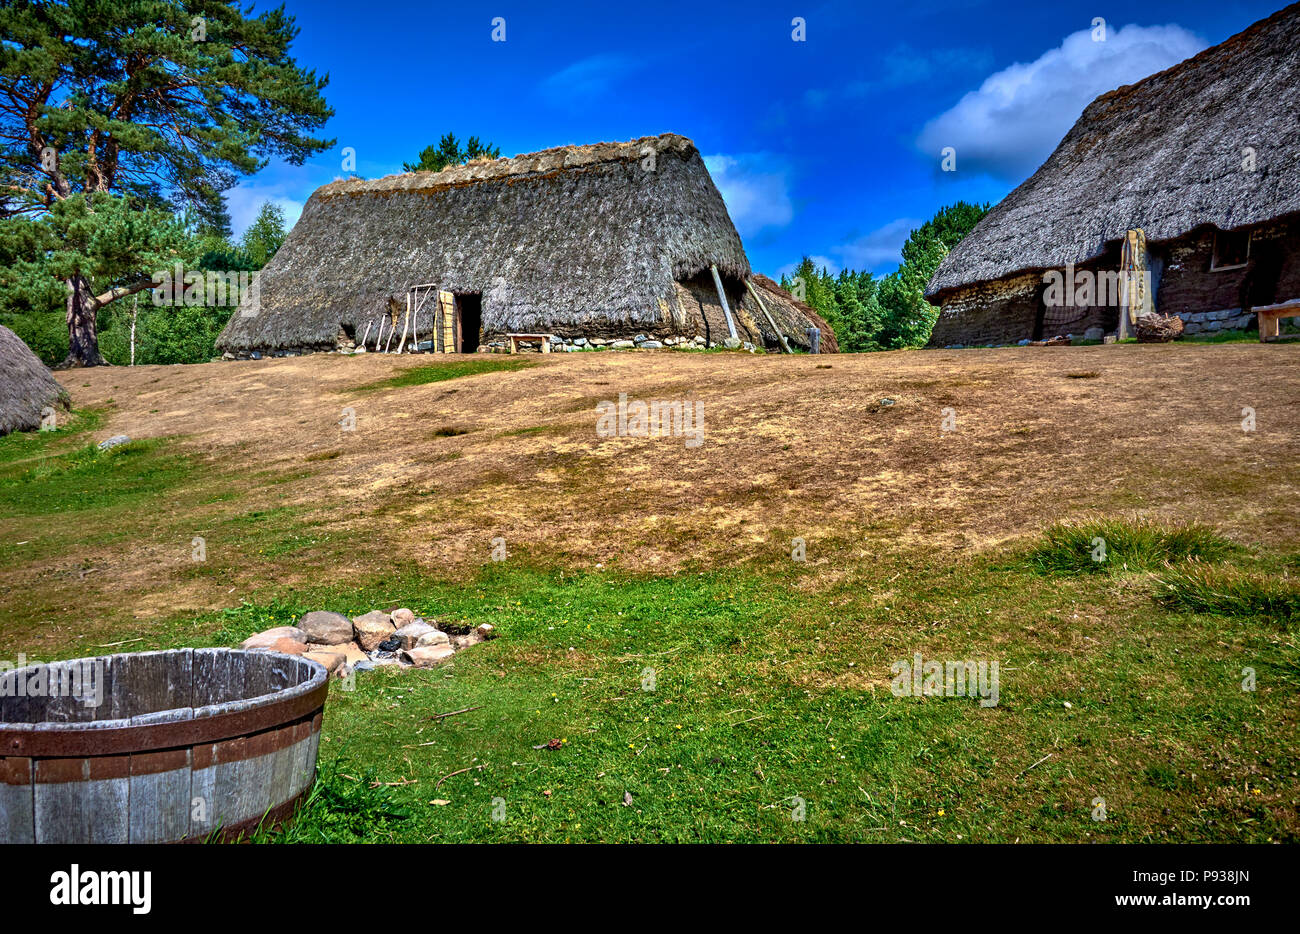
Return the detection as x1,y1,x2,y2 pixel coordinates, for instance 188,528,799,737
61,273,105,368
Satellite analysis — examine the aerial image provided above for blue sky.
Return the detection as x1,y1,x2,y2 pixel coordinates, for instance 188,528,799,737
226,0,1284,279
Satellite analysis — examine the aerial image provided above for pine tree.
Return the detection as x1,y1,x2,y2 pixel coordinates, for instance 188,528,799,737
403,133,503,173
0,1,334,365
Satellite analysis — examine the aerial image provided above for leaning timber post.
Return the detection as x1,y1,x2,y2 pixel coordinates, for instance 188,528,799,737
744,279,791,353
398,293,411,353
360,320,373,351
710,264,738,342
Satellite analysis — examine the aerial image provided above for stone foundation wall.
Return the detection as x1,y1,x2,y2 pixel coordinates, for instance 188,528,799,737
928,272,1040,347
221,345,330,361
221,333,761,360
479,332,757,353
1175,309,1256,334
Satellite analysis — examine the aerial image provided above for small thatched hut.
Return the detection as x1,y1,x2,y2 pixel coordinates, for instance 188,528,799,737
926,3,1300,346
217,133,833,356
0,326,69,435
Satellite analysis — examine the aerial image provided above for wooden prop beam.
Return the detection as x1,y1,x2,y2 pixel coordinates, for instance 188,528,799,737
710,264,739,342
744,279,791,353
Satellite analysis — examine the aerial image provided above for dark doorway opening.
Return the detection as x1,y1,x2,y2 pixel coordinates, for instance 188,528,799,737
1031,281,1048,341
456,293,482,353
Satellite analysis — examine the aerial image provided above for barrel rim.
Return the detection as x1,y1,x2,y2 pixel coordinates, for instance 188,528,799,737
0,648,328,757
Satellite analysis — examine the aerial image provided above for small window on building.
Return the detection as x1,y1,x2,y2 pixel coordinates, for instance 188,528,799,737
1211,229,1251,271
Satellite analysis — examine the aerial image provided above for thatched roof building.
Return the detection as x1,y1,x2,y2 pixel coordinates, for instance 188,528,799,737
218,133,833,355
926,3,1300,346
0,326,69,435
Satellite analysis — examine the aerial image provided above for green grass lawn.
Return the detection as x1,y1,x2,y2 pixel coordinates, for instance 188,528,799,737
2,405,1296,844
182,548,1296,844
348,356,535,393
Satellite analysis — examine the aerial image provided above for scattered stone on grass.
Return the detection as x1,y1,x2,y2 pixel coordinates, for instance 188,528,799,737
256,637,308,656
304,649,345,673
401,645,456,668
352,610,395,651
241,626,308,650
393,620,438,649
297,610,354,645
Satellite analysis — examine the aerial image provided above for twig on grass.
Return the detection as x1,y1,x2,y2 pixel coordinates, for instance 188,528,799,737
1015,753,1053,781
370,777,418,788
425,705,482,721
436,763,486,789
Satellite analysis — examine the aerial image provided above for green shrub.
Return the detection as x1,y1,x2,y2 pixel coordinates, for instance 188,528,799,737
0,310,68,365
1153,564,1299,625
99,301,233,365
1029,517,1236,574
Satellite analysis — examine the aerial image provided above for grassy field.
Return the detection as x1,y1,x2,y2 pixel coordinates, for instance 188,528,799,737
1,346,1297,842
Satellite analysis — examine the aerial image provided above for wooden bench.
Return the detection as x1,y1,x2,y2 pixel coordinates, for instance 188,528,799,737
506,333,552,354
1256,299,1300,341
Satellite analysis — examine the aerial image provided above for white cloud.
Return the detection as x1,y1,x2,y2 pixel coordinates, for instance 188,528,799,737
541,55,640,105
834,218,921,273
808,254,840,274
224,183,304,239
917,23,1205,181
703,153,794,236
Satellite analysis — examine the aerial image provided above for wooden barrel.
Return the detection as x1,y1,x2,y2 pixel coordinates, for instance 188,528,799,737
0,648,328,843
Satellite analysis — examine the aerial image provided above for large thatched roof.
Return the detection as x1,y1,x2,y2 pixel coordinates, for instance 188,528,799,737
0,326,69,435
217,133,757,350
927,3,1300,300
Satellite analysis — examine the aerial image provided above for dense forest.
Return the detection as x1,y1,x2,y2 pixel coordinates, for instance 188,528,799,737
780,201,990,353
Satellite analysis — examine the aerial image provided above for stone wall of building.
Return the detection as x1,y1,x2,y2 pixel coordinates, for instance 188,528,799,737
928,272,1041,347
1176,308,1256,335
1157,218,1300,318
932,215,1300,347
1156,229,1248,316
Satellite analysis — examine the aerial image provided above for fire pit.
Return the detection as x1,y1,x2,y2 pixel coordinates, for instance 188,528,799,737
0,648,328,843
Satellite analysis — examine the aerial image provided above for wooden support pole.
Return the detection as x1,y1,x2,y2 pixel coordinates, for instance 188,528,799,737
745,279,791,353
398,293,411,353
359,320,373,351
411,296,420,352
710,263,738,342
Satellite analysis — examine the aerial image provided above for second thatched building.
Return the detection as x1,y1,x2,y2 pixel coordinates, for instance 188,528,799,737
925,3,1300,346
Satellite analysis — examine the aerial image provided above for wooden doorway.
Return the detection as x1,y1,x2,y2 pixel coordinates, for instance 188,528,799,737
456,293,482,353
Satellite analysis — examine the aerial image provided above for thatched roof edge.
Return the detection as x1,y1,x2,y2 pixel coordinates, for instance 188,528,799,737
0,326,70,435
